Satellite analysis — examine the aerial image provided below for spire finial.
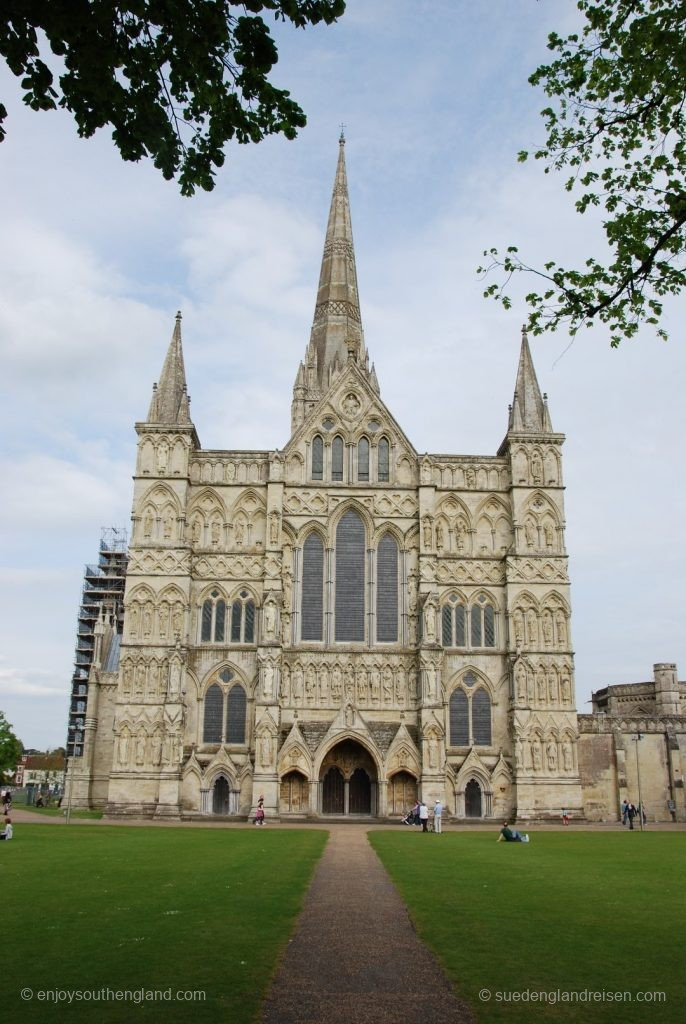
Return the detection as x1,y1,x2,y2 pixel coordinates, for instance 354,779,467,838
176,310,182,322
339,123,346,143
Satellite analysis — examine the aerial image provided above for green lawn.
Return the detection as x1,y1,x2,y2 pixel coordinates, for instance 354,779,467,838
15,804,103,819
4,825,327,1023
370,830,684,1024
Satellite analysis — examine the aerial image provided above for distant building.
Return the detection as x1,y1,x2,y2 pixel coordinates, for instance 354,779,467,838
15,753,65,793
578,663,685,821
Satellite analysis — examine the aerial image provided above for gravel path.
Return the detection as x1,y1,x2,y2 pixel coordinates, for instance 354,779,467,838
261,825,474,1024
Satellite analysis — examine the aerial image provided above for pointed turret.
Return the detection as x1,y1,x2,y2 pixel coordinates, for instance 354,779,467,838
291,135,376,431
147,312,192,425
507,327,552,434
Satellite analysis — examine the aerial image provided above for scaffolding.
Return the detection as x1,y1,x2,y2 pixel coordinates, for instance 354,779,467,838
66,528,128,758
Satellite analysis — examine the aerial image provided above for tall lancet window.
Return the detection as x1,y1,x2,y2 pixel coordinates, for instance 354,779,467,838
335,510,365,641
378,438,390,482
312,435,324,481
332,436,344,482
376,533,398,642
358,438,370,482
301,533,324,641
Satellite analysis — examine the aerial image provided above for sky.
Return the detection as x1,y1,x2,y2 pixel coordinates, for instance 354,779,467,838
1,0,684,751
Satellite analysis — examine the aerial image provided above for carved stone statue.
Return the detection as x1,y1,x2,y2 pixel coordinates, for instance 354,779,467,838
156,440,169,474
543,610,554,647
513,609,524,646
370,665,381,702
435,522,444,551
515,660,527,701
118,731,129,765
151,732,162,766
544,522,554,548
264,602,276,638
143,510,154,539
537,666,547,702
135,732,146,765
526,609,538,646
263,661,274,698
293,665,304,702
555,610,567,647
427,731,439,768
422,517,432,547
562,740,573,771
547,741,558,771
424,600,437,642
531,450,543,484
524,520,535,548
159,601,170,638
143,603,153,637
532,741,542,771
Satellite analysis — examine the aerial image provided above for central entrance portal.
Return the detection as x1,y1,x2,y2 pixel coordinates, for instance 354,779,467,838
319,739,377,816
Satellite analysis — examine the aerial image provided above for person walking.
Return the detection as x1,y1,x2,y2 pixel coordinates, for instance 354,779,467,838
621,799,629,826
561,808,569,826
433,799,443,834
418,801,429,833
627,802,637,830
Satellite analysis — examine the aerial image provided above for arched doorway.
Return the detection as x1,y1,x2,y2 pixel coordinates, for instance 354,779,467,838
212,775,230,815
280,771,309,813
389,771,418,815
465,778,482,818
322,766,344,813
319,739,378,815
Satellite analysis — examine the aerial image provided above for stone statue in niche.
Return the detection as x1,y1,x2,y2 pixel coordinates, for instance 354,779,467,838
143,603,154,637
382,666,393,703
172,603,183,636
456,520,466,552
192,518,202,544
427,731,439,768
562,740,573,771
520,740,530,770
271,451,283,481
342,393,360,417
157,441,169,474
424,601,437,642
263,662,274,699
420,458,431,485
168,656,182,699
422,517,432,548
159,601,170,638
345,665,355,702
544,522,554,549
129,603,140,636
408,669,418,702
465,467,476,488
436,521,445,551
345,704,354,728
526,609,538,646
264,602,276,638
555,610,566,647
122,661,133,695
515,660,527,701
543,610,553,647
280,665,290,701
135,733,146,765
513,609,524,647
395,667,406,704
561,671,571,704
163,511,173,539
531,450,543,484
292,665,304,702
320,666,329,702
356,667,367,703
134,663,145,696
331,665,342,701
516,737,528,770
531,741,542,772
524,520,535,548
536,663,548,704
305,665,316,702
548,668,558,702
151,732,162,766
426,663,437,700
117,731,129,766
370,665,381,702
235,521,244,546
269,512,280,544
259,732,272,766
143,509,154,539
211,520,220,545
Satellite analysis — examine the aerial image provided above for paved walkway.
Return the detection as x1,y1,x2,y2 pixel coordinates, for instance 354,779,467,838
261,826,474,1024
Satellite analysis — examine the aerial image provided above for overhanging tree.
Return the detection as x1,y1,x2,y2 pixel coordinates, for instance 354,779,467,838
480,0,686,345
0,711,22,785
0,0,345,195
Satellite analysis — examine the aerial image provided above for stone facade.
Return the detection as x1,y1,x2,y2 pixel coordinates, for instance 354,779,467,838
578,663,686,822
71,138,588,821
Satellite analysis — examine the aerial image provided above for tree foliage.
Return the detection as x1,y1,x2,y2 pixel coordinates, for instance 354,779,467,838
0,711,23,783
480,0,686,345
0,0,345,194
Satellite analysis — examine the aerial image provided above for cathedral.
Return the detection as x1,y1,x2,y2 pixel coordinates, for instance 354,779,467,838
71,137,680,823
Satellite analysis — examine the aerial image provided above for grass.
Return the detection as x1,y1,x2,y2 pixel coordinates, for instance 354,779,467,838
3,824,327,1023
370,830,684,1024
14,804,103,819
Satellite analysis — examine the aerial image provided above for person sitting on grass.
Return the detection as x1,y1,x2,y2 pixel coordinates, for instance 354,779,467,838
497,820,529,843
0,816,13,840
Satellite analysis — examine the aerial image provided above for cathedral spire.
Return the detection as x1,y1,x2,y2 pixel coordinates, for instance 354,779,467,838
292,137,375,431
147,311,192,425
507,326,552,434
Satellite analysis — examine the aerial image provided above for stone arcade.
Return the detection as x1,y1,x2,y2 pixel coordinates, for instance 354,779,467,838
70,138,596,821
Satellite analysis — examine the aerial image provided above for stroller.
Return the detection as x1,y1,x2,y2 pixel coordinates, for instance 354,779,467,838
402,806,420,826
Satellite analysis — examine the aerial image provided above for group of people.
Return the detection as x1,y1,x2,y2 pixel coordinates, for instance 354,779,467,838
2,790,11,815
621,799,646,829
402,800,443,833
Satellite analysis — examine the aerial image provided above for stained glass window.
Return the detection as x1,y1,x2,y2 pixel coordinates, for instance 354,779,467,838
226,685,247,744
378,438,390,482
358,437,369,482
302,533,324,640
312,435,324,480
472,689,492,745
332,436,344,482
203,684,223,743
376,533,398,642
450,689,469,745
335,510,365,641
